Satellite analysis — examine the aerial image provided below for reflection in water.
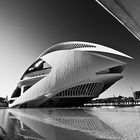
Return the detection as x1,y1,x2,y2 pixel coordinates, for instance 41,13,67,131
0,108,123,140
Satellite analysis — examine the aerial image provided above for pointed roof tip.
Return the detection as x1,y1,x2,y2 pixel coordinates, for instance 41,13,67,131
68,41,133,59
125,55,133,59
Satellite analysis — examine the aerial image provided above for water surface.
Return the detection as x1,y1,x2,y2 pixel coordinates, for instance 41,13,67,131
0,107,140,140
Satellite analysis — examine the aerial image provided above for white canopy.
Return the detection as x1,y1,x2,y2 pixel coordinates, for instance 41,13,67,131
96,0,140,41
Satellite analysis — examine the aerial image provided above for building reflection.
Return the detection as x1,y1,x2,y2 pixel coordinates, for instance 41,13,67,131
0,108,121,140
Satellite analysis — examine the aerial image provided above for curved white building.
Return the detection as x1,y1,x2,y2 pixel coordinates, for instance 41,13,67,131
9,41,132,108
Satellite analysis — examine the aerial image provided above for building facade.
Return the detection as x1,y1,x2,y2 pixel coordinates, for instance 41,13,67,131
133,91,140,101
9,41,132,108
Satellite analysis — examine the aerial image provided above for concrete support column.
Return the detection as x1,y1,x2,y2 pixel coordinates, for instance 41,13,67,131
21,85,25,95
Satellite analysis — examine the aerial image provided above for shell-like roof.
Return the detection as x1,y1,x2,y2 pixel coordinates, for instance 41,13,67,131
39,41,133,59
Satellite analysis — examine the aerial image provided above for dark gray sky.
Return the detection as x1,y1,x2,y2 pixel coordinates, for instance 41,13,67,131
0,0,140,97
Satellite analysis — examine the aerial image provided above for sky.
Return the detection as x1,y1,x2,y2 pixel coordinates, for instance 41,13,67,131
0,0,140,98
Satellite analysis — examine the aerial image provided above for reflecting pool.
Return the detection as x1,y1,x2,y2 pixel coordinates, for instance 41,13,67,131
0,107,140,140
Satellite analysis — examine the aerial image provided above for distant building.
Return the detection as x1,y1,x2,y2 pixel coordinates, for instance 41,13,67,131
0,97,8,108
0,102,8,107
133,91,140,101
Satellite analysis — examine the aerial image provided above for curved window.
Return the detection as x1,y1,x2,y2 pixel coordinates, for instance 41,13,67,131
27,59,49,73
11,87,21,98
21,59,51,80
